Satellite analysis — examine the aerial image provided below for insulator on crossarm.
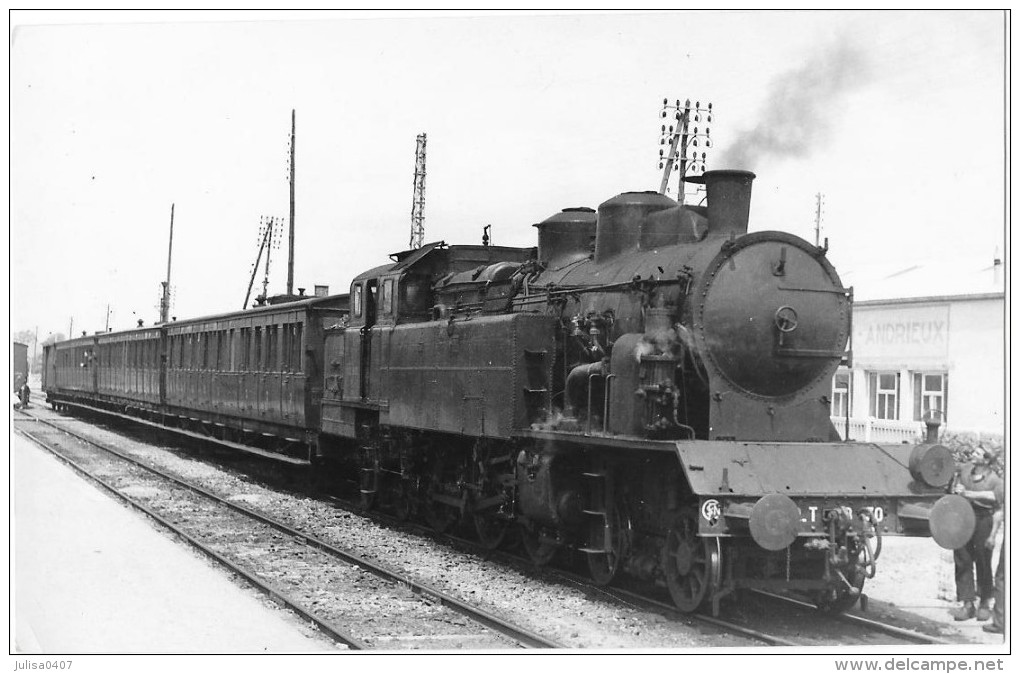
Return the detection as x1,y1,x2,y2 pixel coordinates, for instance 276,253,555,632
658,162,663,169
661,124,665,132
661,111,667,118
695,115,700,122
668,125,673,133
685,98,691,107
693,140,698,146
659,148,664,157
707,114,712,122
663,97,668,105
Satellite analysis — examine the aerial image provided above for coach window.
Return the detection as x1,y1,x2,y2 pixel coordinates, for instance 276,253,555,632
242,329,250,371
293,323,303,371
268,325,278,372
353,283,363,318
254,327,263,371
869,372,900,420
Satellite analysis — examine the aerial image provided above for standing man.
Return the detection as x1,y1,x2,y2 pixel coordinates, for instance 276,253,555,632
983,480,1005,634
950,446,1002,621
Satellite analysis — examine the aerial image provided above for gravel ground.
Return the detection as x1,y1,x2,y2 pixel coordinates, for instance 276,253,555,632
859,536,1006,646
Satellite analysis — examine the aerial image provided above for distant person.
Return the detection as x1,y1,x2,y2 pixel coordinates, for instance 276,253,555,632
983,480,1005,634
950,446,1001,621
18,382,30,408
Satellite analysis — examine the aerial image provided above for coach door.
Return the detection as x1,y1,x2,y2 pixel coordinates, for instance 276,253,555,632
359,279,378,399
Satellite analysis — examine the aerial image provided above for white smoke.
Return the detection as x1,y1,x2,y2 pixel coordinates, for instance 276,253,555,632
719,39,872,170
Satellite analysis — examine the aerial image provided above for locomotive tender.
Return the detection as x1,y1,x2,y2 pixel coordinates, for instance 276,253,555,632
42,169,974,614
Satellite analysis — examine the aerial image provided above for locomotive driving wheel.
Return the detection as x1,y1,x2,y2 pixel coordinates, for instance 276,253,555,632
662,509,721,612
470,444,513,550
519,522,557,566
423,458,460,534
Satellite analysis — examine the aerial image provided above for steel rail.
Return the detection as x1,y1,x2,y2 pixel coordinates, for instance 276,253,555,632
750,590,951,646
16,411,562,649
15,423,367,650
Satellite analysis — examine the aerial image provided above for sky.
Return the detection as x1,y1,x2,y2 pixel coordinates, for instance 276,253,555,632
9,10,1008,342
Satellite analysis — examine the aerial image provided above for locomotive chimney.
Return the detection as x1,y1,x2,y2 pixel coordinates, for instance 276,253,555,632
702,169,756,239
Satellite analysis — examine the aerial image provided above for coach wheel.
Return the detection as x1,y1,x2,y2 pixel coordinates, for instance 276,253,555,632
587,503,629,586
662,509,721,612
520,523,557,566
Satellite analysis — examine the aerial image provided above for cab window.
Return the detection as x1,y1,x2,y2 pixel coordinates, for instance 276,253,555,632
382,279,394,315
353,283,363,318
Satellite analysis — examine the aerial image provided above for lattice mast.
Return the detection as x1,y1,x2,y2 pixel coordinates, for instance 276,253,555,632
409,133,427,249
657,99,713,204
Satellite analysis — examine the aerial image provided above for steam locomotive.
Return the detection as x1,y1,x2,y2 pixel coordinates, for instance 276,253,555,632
42,169,974,615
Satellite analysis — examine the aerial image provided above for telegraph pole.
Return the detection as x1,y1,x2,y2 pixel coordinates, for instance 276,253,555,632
658,99,712,203
287,110,296,296
814,193,824,246
160,203,175,324
409,133,427,249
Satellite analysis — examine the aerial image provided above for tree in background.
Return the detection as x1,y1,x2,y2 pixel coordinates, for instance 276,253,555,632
12,330,66,376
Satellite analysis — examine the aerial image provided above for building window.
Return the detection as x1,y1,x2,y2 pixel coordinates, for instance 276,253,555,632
869,372,900,420
913,372,948,422
831,372,850,417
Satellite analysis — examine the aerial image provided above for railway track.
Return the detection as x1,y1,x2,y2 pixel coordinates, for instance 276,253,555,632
15,405,958,648
13,410,562,650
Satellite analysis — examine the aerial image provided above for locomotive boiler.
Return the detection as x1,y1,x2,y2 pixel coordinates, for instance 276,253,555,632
318,169,974,613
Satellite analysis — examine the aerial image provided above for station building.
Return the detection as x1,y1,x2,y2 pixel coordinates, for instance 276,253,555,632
829,259,1005,443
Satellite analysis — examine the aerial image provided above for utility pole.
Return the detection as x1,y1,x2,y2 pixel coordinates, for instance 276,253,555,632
814,193,824,246
105,305,111,332
287,110,296,296
32,325,38,374
658,99,712,203
160,203,175,324
68,317,74,338
409,133,427,249
262,216,275,302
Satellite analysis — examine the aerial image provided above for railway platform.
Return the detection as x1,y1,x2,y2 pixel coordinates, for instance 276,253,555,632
11,432,337,653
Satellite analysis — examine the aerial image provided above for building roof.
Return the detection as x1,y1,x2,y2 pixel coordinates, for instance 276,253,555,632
842,255,1005,302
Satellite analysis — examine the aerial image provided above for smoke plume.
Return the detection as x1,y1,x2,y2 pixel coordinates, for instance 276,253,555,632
719,39,872,170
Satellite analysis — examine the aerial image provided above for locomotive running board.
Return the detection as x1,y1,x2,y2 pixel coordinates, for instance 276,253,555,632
54,400,311,466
